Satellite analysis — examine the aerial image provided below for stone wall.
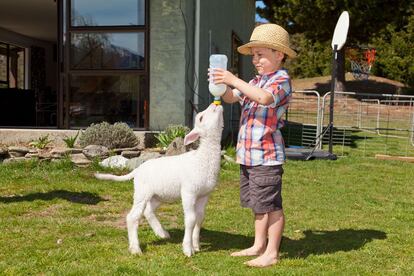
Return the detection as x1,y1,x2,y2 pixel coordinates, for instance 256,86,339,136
0,129,158,148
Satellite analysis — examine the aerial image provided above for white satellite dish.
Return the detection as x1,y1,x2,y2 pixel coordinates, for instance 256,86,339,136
331,11,350,50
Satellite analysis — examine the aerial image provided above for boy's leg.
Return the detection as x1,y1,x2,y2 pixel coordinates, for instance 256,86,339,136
231,213,267,256
245,209,285,267
231,165,267,256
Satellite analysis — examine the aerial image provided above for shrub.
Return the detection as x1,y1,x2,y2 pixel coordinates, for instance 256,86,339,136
155,124,190,148
79,122,138,149
29,134,53,149
62,131,79,148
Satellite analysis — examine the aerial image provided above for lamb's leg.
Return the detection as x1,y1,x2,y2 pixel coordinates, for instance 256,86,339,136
181,193,197,257
144,197,170,239
126,197,147,255
192,195,209,252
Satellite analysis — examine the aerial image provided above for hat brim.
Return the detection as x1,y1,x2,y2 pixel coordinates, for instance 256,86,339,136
237,41,297,58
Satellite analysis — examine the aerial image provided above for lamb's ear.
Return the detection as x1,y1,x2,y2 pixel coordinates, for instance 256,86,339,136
184,129,200,145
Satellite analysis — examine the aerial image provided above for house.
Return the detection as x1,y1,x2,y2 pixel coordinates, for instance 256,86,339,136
0,0,255,144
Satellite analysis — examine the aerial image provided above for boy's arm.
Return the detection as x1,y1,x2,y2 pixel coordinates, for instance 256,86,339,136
231,78,274,105
221,86,242,104
210,68,274,105
225,71,292,108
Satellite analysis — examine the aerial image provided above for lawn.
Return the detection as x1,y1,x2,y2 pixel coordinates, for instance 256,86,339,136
0,154,413,275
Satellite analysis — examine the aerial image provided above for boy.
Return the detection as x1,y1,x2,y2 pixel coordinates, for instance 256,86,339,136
208,23,296,267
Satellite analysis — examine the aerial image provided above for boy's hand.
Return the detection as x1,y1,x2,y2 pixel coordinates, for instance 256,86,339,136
208,68,238,87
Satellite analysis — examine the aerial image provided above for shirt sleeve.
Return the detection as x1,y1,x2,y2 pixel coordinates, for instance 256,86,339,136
235,77,257,106
233,89,247,106
264,74,292,108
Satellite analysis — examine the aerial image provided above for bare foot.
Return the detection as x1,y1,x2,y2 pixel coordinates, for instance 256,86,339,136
230,246,264,257
244,253,279,267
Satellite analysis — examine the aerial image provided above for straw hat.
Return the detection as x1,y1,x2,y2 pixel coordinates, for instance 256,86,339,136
237,24,297,58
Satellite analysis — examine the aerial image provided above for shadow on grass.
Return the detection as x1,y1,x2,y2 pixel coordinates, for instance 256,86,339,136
149,228,386,258
283,123,374,150
0,189,106,205
149,228,252,252
281,229,387,258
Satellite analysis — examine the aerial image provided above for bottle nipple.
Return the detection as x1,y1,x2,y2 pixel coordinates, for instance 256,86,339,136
213,96,221,105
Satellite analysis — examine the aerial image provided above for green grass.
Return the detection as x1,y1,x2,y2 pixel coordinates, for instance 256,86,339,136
0,155,413,275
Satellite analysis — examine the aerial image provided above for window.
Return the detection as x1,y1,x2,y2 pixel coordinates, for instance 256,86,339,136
70,32,144,70
69,74,145,127
71,0,145,26
0,42,25,89
65,0,148,129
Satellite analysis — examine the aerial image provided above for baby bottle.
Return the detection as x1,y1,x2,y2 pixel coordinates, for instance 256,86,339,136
209,54,228,99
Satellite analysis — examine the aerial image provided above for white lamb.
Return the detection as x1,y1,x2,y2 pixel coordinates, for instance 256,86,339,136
95,103,224,256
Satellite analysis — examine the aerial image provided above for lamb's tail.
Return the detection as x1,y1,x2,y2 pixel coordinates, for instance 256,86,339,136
94,170,137,182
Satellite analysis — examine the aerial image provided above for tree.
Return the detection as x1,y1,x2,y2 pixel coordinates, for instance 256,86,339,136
257,0,412,43
257,0,413,88
371,14,414,88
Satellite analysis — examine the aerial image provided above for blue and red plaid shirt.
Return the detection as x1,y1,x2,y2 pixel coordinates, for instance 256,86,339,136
235,69,292,166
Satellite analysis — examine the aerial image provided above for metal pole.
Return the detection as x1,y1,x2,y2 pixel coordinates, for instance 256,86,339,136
328,44,338,154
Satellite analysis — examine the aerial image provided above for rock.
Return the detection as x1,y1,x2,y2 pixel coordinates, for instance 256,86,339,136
3,157,27,163
70,153,92,167
38,151,52,160
82,145,109,160
8,146,31,158
135,132,158,150
165,137,186,156
49,147,82,158
126,151,162,170
100,155,129,169
121,150,141,158
112,146,140,155
145,147,166,154
50,147,71,158
8,146,31,152
25,152,39,158
8,152,25,158
68,148,83,154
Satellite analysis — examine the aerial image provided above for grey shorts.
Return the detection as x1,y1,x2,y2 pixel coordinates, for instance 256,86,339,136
240,164,284,214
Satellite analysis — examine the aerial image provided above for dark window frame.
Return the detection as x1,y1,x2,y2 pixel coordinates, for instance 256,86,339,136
231,32,242,78
229,31,243,140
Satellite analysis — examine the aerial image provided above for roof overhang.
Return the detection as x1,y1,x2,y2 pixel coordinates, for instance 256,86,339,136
0,0,57,42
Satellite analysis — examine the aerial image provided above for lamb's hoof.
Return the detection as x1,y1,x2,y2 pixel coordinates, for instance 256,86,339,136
129,246,142,255
157,230,170,239
193,244,200,252
183,245,194,257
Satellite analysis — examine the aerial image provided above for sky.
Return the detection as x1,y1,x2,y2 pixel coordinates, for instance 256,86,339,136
255,1,269,23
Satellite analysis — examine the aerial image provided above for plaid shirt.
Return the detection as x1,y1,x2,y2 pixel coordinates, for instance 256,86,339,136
236,69,292,166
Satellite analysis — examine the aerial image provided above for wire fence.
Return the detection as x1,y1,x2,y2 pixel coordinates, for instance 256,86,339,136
284,90,321,149
283,90,414,158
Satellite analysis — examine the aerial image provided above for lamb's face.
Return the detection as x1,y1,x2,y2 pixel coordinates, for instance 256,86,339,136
195,103,224,134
